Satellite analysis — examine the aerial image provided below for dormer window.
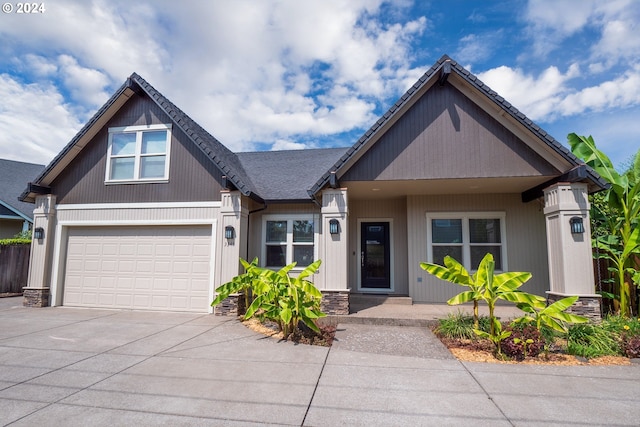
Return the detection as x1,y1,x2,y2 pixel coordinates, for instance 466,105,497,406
106,124,172,183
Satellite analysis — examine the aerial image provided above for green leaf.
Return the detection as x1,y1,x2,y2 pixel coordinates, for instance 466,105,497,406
447,290,477,305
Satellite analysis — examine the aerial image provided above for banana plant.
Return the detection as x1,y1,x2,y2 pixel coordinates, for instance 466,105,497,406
211,257,259,311
514,295,589,333
568,133,640,316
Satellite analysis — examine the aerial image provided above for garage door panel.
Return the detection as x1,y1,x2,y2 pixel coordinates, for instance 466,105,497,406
63,225,212,313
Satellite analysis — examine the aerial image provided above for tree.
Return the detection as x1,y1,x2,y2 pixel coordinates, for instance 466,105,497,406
568,133,640,316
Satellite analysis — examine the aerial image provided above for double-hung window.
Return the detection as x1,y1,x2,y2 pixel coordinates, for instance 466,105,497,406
106,124,171,183
427,213,506,271
263,215,316,268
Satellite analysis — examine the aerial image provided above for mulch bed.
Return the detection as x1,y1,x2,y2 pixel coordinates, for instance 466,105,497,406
243,318,336,347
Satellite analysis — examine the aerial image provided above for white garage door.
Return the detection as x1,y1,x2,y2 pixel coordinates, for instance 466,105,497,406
63,225,212,312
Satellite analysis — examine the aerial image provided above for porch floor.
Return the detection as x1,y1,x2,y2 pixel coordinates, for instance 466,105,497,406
326,296,524,327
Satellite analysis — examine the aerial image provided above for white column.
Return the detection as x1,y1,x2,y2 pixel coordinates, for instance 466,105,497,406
544,183,601,319
217,191,247,286
319,188,349,290
24,195,56,306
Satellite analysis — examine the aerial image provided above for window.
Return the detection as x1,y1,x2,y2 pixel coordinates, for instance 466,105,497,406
427,213,506,271
106,124,171,182
263,216,316,268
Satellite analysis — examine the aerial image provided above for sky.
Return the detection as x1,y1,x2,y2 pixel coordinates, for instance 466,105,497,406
1,0,639,169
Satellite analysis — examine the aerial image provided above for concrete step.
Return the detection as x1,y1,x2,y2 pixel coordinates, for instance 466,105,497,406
349,294,413,306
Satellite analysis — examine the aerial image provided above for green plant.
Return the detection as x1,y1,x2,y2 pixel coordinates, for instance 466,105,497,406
421,253,541,354
514,295,589,334
569,133,640,316
435,312,490,340
0,238,32,246
501,324,544,360
13,229,32,240
567,323,621,358
211,258,326,338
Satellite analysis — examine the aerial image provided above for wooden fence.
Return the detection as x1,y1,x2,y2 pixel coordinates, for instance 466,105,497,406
0,243,30,294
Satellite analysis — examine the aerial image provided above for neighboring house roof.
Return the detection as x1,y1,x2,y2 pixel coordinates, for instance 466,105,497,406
237,147,349,201
20,73,260,203
308,54,608,198
0,158,45,221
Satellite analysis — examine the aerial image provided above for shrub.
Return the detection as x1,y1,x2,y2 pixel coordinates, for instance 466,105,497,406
567,324,622,358
435,312,490,340
624,336,640,358
501,324,544,360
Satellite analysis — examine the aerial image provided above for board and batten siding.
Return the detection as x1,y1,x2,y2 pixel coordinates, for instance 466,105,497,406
340,83,559,183
51,93,226,204
407,193,549,303
349,198,409,295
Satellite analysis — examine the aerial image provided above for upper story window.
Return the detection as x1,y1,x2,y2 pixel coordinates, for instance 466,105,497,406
106,124,172,183
427,212,507,271
262,215,317,269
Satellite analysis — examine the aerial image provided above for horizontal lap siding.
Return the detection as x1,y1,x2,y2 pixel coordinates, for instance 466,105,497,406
407,194,548,303
52,93,225,204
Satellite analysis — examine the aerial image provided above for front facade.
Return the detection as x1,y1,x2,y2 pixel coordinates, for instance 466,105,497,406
21,56,606,315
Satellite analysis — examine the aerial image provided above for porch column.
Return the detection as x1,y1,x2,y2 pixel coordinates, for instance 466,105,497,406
544,183,601,320
320,188,349,315
215,191,248,315
24,195,56,307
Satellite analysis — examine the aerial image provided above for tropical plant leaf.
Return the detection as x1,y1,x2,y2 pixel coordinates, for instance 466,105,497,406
447,290,477,305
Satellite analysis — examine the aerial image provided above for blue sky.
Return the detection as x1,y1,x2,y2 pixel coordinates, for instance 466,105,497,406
1,0,639,169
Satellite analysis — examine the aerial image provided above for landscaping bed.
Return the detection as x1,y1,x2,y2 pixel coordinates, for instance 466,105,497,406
243,317,336,346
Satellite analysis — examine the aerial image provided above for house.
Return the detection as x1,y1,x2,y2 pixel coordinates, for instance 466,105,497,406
20,55,607,318
0,159,45,239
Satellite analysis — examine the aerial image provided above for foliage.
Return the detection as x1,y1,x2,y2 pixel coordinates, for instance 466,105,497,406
501,324,544,360
14,229,32,240
211,258,326,338
567,323,621,358
421,253,541,354
0,238,31,246
513,296,589,334
624,336,640,358
435,312,490,340
568,133,640,316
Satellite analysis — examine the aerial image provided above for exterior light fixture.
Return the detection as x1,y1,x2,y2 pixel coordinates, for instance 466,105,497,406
34,227,44,240
329,219,340,235
225,225,235,240
569,217,584,234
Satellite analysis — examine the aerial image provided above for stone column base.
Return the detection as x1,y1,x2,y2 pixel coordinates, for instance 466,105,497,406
214,293,246,316
321,290,350,315
547,292,602,322
23,287,49,308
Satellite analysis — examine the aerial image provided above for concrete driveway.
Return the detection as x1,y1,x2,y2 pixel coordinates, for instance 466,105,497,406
1,297,639,426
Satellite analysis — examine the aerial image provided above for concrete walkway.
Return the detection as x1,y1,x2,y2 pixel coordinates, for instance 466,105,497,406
1,296,639,426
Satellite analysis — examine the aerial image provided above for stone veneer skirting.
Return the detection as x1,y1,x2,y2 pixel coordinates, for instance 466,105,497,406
321,290,350,315
23,287,50,308
214,293,246,316
547,292,602,322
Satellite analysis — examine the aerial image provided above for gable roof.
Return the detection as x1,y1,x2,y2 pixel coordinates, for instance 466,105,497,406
238,147,349,201
0,159,45,220
20,73,260,203
308,54,607,198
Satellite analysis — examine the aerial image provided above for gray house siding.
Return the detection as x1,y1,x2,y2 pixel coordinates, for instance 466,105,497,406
51,93,226,204
340,83,560,182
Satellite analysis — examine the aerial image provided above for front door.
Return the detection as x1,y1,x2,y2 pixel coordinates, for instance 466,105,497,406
360,222,391,290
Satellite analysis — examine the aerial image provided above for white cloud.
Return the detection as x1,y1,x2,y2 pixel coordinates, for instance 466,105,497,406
270,139,310,151
455,32,501,64
0,74,82,164
58,55,110,107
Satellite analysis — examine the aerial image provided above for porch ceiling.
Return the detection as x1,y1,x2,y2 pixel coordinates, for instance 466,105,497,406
343,176,553,200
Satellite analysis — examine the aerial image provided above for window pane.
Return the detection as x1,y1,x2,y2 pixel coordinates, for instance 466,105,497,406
471,246,502,270
110,157,134,180
266,245,286,267
469,219,501,243
266,221,287,242
293,245,314,266
111,133,136,155
141,131,167,154
432,245,463,266
432,219,462,243
293,220,313,242
140,156,166,178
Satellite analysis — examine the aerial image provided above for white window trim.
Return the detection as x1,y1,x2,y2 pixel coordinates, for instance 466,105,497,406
105,124,172,184
426,212,507,272
261,214,319,270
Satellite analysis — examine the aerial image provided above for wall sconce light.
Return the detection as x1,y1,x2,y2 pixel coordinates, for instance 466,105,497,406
329,219,340,235
34,227,44,240
570,217,584,234
225,225,235,240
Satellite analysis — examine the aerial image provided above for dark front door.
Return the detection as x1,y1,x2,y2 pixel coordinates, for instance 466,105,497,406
360,222,391,289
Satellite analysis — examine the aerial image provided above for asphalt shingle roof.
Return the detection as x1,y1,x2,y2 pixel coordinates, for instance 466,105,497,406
237,147,349,201
0,159,45,218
